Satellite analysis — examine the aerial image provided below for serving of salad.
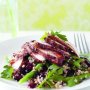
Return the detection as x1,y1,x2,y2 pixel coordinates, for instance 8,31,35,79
0,31,90,89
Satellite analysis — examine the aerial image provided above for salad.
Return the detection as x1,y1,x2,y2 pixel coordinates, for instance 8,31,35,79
1,31,90,89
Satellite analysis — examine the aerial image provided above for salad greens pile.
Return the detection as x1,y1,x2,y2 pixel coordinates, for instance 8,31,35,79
0,31,90,89
37,56,90,88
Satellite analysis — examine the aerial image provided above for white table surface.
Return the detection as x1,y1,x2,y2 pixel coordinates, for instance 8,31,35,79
0,31,90,90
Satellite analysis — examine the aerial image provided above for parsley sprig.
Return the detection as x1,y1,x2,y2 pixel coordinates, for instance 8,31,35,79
40,31,68,41
1,65,14,80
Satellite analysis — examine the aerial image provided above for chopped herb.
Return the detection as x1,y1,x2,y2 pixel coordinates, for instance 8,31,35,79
51,30,68,41
37,64,63,88
1,65,14,80
37,64,60,88
65,73,90,87
40,31,68,41
40,32,48,41
69,56,84,68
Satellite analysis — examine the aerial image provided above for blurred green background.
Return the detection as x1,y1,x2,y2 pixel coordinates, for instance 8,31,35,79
0,0,90,35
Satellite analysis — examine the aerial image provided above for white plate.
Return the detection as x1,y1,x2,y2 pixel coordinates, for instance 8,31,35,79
0,33,90,90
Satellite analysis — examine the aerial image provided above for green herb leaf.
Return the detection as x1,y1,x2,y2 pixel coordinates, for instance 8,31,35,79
66,77,77,87
48,64,59,70
46,80,55,88
49,68,64,81
37,64,59,88
1,65,14,80
69,56,84,68
65,73,90,87
51,31,68,41
40,32,48,41
40,31,68,41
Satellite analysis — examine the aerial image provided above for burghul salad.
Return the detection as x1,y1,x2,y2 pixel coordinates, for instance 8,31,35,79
1,31,90,89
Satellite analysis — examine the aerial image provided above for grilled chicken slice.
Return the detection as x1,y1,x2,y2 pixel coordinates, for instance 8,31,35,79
45,37,67,51
28,40,66,65
45,35,78,56
11,33,78,67
35,40,70,59
11,41,46,65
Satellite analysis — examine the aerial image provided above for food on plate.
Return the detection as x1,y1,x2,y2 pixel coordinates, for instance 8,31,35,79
1,31,90,89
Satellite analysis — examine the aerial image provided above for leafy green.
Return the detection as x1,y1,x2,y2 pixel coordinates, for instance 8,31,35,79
67,56,84,69
50,72,90,87
1,65,14,80
49,72,90,87
40,31,68,41
49,68,64,81
37,56,90,88
65,73,90,87
37,64,64,88
51,31,68,41
37,64,60,88
48,64,59,70
73,56,83,68
40,32,48,41
46,80,55,88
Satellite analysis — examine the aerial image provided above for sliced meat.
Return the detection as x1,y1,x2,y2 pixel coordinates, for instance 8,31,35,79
12,54,31,70
35,41,70,59
29,41,65,65
13,49,27,61
13,57,33,81
45,35,78,56
13,42,30,59
30,53,45,62
12,41,43,65
38,49,64,65
12,34,78,66
23,41,45,62
12,59,23,70
12,42,30,64
45,37,67,51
